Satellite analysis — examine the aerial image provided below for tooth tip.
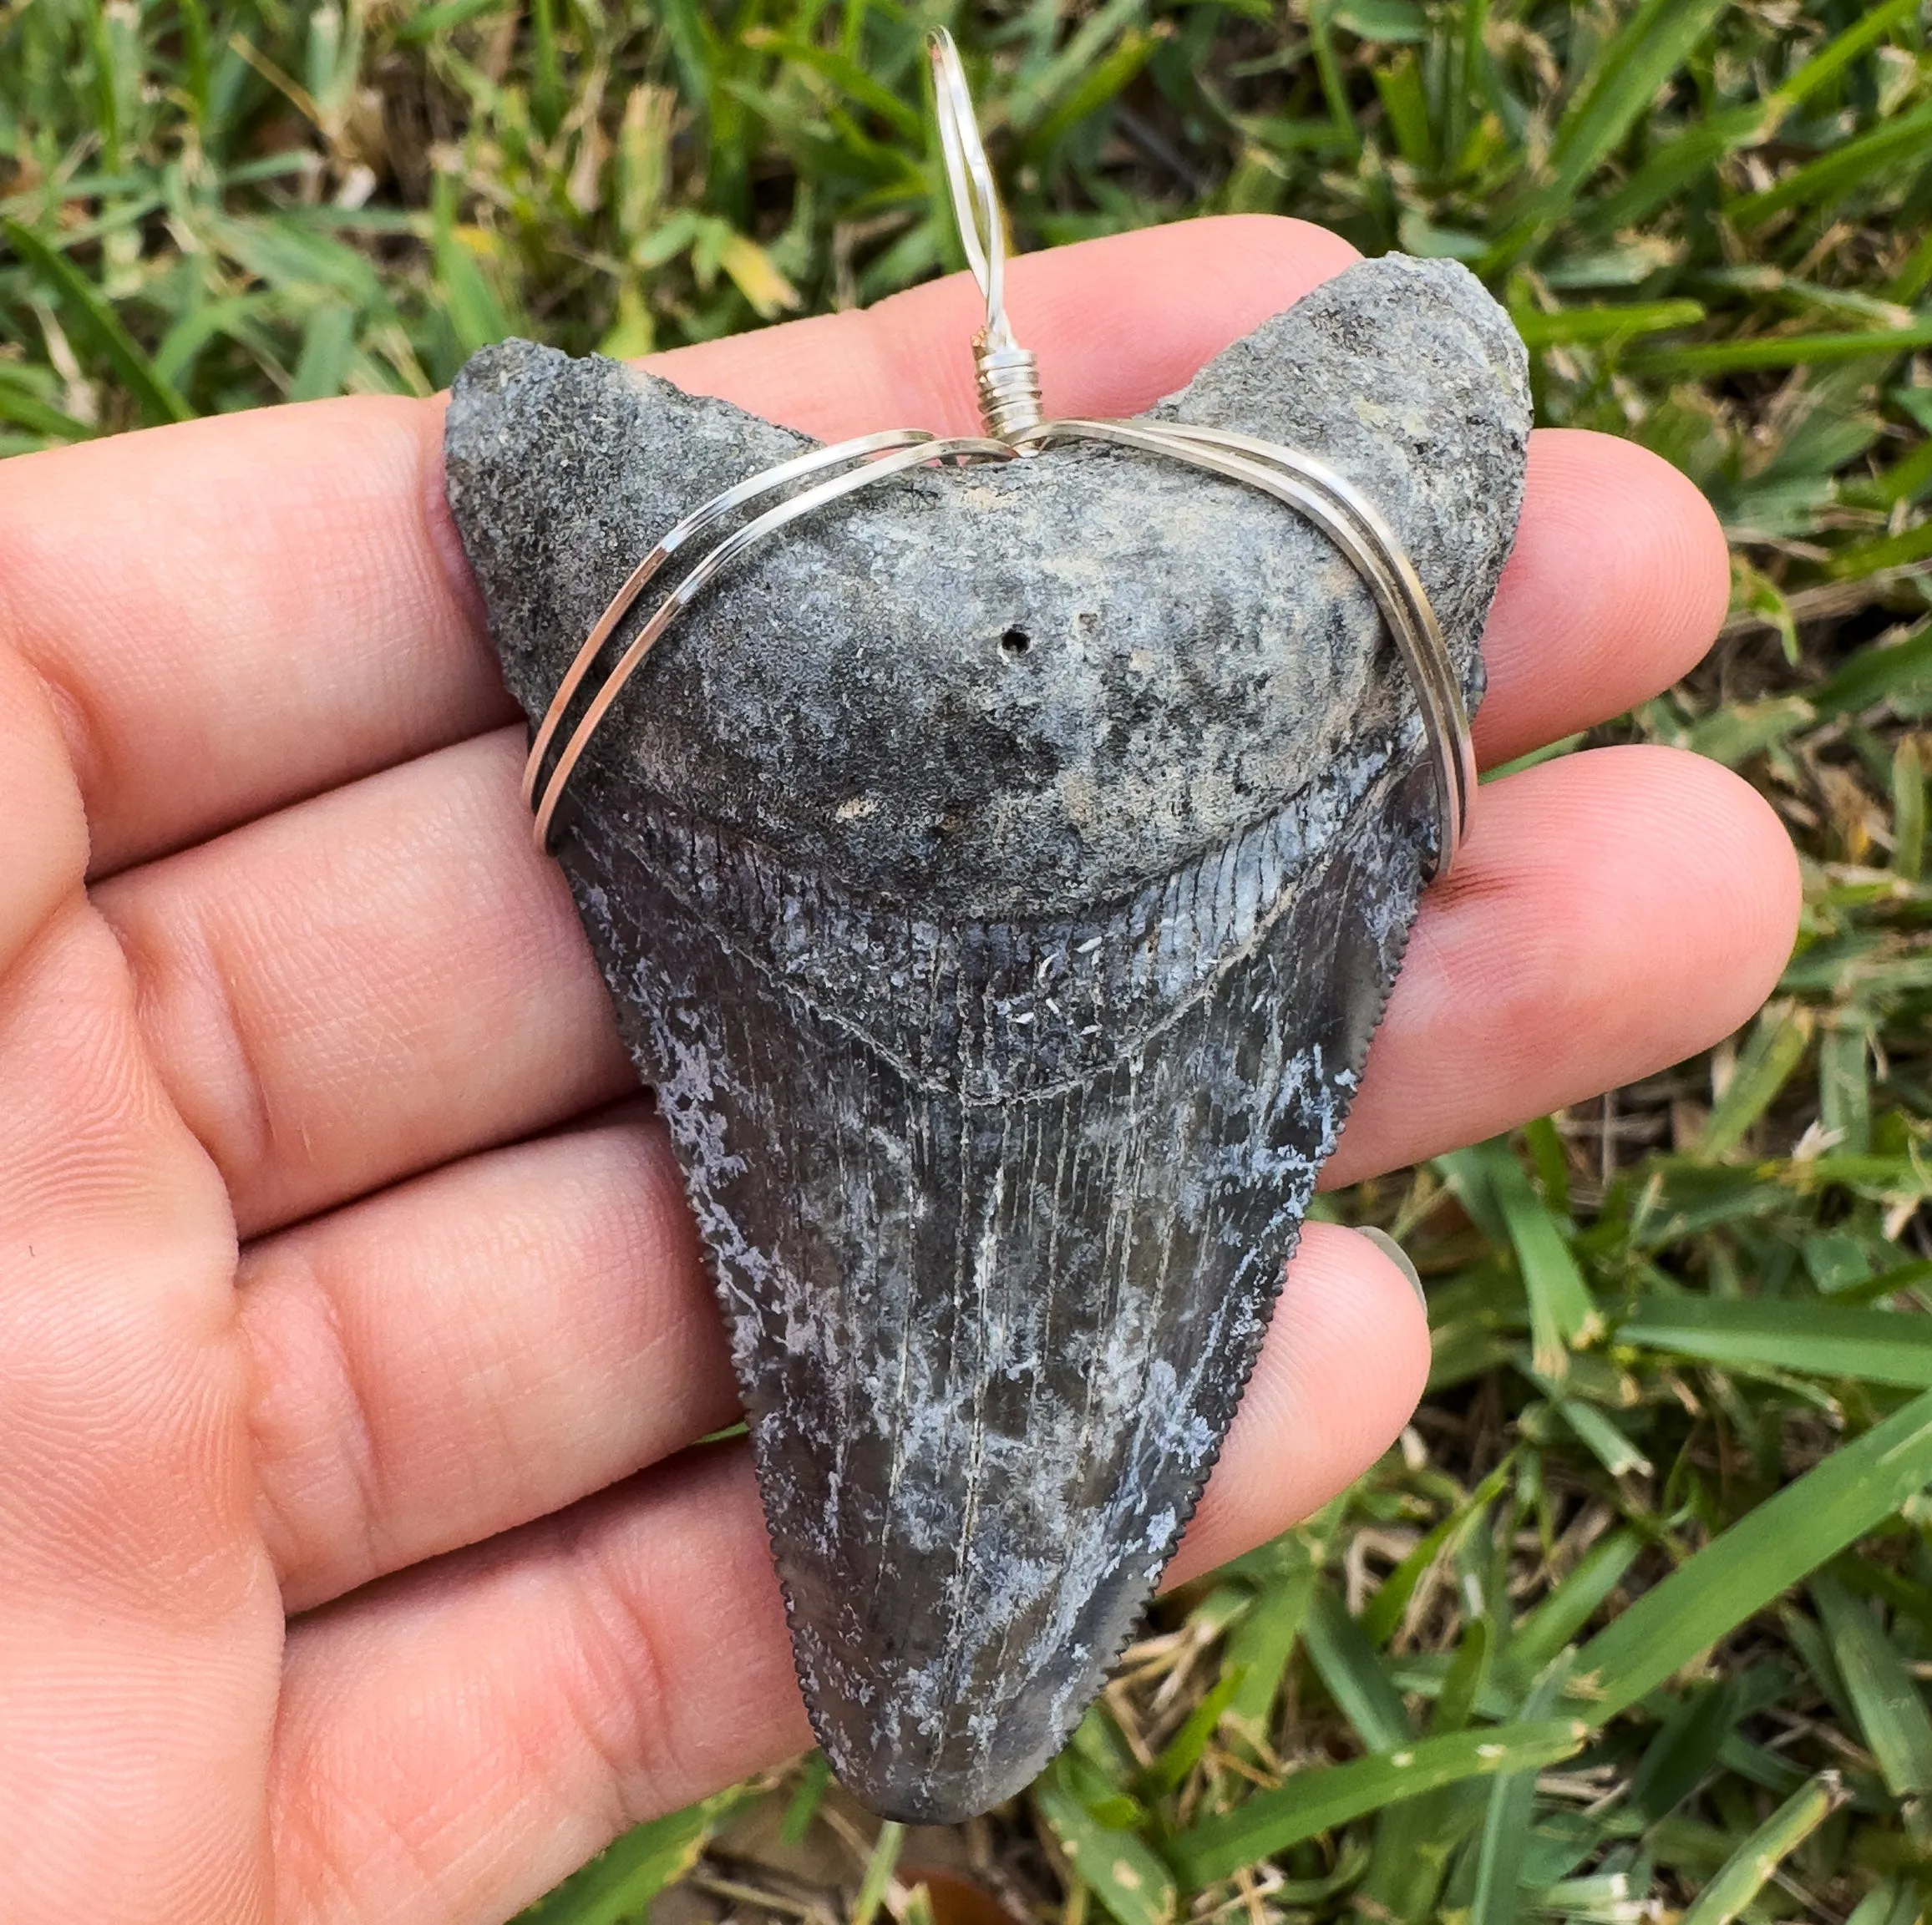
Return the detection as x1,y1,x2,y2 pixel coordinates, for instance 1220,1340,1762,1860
789,1601,1105,1823
854,1779,1013,1826
819,1727,1061,1825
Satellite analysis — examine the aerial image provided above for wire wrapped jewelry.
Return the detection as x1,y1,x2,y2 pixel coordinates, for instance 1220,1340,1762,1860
524,29,1476,879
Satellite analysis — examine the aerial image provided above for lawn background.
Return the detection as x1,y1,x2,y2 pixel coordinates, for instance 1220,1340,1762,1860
4,0,1932,1917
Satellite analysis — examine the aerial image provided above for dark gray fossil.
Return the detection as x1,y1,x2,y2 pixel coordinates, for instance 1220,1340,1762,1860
443,252,1531,1823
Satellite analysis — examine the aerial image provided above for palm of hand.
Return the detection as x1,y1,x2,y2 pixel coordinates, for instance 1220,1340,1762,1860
0,220,1796,1925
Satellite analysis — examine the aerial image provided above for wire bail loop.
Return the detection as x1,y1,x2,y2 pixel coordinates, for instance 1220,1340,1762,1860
927,28,1043,440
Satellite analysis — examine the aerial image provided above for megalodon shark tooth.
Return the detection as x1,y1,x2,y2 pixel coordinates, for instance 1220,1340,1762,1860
442,251,1530,1823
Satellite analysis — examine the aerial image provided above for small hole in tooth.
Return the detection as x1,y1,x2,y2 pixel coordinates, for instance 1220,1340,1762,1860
1000,626,1032,656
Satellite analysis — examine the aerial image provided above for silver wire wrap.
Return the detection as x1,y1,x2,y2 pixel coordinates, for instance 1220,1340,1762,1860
524,431,1015,850
525,27,1476,879
975,342,1044,443
1013,418,1477,860
929,30,1043,438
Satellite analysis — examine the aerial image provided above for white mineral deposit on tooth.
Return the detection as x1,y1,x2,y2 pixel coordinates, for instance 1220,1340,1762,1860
442,251,1530,1825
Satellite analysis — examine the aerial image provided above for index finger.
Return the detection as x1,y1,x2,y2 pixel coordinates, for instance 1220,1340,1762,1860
0,217,1356,876
0,215,1723,879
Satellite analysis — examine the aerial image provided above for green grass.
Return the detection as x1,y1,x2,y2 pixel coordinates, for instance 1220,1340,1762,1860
7,0,1932,1917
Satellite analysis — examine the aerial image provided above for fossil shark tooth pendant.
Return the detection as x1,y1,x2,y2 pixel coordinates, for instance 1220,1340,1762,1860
443,33,1530,1825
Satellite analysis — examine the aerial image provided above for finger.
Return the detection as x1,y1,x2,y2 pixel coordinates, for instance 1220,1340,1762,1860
102,720,1792,1239
0,897,282,1914
1472,428,1728,770
652,214,1362,443
241,1111,732,1612
0,643,89,976
4,217,1359,875
1326,743,1801,1189
241,1041,1424,1612
93,728,634,1238
1165,1223,1428,1587
267,1223,1419,1925
0,393,511,876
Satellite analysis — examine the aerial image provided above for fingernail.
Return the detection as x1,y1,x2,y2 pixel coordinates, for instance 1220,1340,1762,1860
1360,1227,1426,1310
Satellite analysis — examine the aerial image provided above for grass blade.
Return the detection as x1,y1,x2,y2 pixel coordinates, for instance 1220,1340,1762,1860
430,173,513,357
1730,102,1932,230
1360,1457,1513,1647
1551,1395,1653,1479
288,301,357,403
1167,1720,1587,1889
1484,1142,1600,1377
1579,104,1772,235
779,1754,830,1844
1685,695,1814,766
1506,1529,1643,1682
1894,738,1924,880
1772,0,1924,111
1511,299,1705,348
749,35,923,140
1433,1618,1493,1735
1629,319,1932,375
1810,624,1932,722
1035,1760,1177,1925
1305,0,1363,158
1,219,191,425
1305,1583,1411,1750
1812,1570,1932,1800
1678,1774,1846,1925
1818,1023,1873,1157
392,0,507,45
1619,1296,1932,1387
518,1789,748,1923
1027,28,1157,160
1828,520,1932,581
1574,1389,1932,1721
1434,1145,1510,1248
852,1820,905,1925
1629,1678,1750,1823
1700,1003,1813,1156
1221,1557,1316,1758
1507,0,1730,247
1007,0,1147,137
0,381,93,440
1468,1659,1573,1925
1144,1665,1244,1797
1584,0,1916,239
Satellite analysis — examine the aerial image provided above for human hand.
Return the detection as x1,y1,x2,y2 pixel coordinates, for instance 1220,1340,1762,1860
0,215,1797,1924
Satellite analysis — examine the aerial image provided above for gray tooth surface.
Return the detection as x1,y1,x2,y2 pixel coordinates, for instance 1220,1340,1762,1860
444,254,1530,1823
